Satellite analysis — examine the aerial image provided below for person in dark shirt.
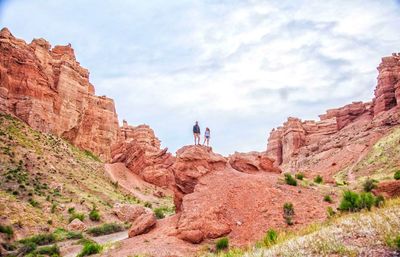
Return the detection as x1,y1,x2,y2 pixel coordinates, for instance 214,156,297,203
193,121,201,145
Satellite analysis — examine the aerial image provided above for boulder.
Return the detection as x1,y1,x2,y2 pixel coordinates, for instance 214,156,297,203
112,203,147,222
67,219,86,231
128,212,157,237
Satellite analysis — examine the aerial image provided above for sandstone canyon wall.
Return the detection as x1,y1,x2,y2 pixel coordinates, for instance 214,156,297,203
267,53,400,176
0,28,119,160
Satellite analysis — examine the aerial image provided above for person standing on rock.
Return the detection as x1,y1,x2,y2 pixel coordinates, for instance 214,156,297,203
203,127,210,146
193,121,201,145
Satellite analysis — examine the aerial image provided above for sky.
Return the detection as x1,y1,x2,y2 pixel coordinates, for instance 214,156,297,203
1,0,399,155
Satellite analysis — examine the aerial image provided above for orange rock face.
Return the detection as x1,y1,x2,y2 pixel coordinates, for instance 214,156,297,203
0,28,119,160
267,54,400,176
229,151,281,174
111,121,175,189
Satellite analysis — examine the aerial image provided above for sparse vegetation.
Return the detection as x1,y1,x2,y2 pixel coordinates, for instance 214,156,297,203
394,170,400,180
19,233,56,246
215,237,229,251
86,223,125,236
295,173,304,180
283,202,294,225
363,178,377,192
338,190,381,212
284,173,297,186
323,195,333,203
89,207,101,222
327,206,336,218
77,241,102,257
263,229,278,247
0,224,14,239
33,244,60,256
314,175,323,184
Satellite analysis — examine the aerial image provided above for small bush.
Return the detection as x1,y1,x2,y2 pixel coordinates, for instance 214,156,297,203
86,223,124,236
339,190,381,212
295,173,304,180
314,175,323,184
263,229,278,247
358,192,375,211
77,241,102,257
396,235,400,249
83,150,101,162
283,202,294,225
19,241,37,255
89,208,100,222
338,190,360,212
154,208,165,219
363,178,377,192
53,228,83,241
0,225,13,239
69,212,85,223
51,203,57,213
327,206,336,218
144,202,152,208
394,170,400,180
215,237,229,251
67,207,75,214
323,195,333,203
284,173,297,186
19,233,56,246
28,198,40,207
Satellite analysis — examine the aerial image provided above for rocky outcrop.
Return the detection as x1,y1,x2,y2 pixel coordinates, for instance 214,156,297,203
267,54,400,175
372,180,400,198
171,146,227,210
111,121,175,189
176,168,329,245
228,151,281,173
0,28,119,160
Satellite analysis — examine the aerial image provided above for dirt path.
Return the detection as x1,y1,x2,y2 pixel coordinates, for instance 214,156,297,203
59,230,129,257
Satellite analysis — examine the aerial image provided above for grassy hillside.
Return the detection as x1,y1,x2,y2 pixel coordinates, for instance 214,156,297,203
0,112,170,240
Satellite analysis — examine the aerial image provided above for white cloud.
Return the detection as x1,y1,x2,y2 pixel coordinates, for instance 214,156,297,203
1,0,400,154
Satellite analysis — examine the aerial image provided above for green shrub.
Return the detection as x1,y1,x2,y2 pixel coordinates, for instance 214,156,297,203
154,208,166,219
51,203,57,213
28,198,40,207
283,202,294,225
86,223,124,236
77,241,102,257
327,206,336,218
394,170,400,180
323,195,333,203
215,237,229,251
69,212,85,222
338,190,360,212
83,150,101,162
358,192,375,211
34,244,60,256
0,225,14,239
295,173,304,180
339,190,381,212
144,202,152,208
284,173,297,186
67,207,75,214
263,229,278,247
89,208,100,222
314,175,323,184
20,241,37,255
363,178,377,192
19,233,56,246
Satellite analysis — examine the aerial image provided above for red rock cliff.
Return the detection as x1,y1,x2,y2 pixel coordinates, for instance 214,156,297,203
0,28,119,160
267,53,400,174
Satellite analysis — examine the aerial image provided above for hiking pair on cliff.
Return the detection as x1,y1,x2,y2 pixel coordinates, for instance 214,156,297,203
193,121,210,146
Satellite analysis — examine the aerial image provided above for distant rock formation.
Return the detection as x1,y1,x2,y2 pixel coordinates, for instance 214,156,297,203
0,27,119,160
266,54,400,175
